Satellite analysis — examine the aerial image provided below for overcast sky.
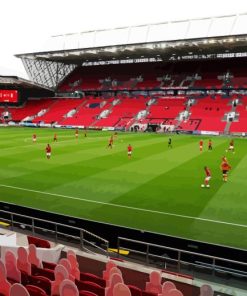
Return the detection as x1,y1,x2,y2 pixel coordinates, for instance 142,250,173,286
1,0,247,78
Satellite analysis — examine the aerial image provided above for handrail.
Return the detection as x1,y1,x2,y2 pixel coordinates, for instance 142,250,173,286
195,261,247,276
117,237,247,289
117,244,247,281
0,208,109,256
2,208,108,243
118,236,247,267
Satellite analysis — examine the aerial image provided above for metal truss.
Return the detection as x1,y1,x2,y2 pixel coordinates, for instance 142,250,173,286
21,58,77,90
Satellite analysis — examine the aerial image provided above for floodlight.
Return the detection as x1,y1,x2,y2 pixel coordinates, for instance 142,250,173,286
108,47,117,52
146,44,154,49
208,39,215,44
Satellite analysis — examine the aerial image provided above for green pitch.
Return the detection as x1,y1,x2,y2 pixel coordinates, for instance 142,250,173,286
0,127,247,250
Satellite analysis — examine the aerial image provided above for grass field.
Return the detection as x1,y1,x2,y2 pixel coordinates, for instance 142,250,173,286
0,127,247,250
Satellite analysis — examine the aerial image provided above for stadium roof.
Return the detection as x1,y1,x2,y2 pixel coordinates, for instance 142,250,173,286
17,12,247,57
0,76,51,90
15,12,247,90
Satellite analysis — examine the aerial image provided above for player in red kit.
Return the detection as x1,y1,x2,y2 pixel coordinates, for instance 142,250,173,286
201,166,211,188
199,139,203,152
127,144,132,159
45,144,51,160
32,134,37,143
107,135,113,149
208,139,212,150
53,133,57,142
221,157,231,182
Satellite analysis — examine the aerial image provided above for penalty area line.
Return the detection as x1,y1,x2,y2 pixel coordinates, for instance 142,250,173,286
0,183,246,229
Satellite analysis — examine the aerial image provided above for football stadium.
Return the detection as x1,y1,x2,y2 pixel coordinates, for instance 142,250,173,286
1,8,247,296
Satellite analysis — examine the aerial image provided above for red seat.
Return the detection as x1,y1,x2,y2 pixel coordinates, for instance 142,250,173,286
7,277,19,285
27,236,51,249
21,271,30,285
80,272,106,287
127,285,142,296
31,266,55,281
142,292,158,296
25,285,48,296
79,291,98,296
42,262,56,270
75,280,105,296
26,275,51,295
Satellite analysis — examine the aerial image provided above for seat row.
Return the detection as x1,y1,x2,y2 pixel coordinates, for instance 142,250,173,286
0,238,214,296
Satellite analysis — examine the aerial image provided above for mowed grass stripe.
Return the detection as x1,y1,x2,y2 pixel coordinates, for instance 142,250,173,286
0,132,230,204
0,183,247,249
1,128,247,249
0,130,167,157
112,138,228,212
0,136,172,190
2,133,169,168
196,143,247,222
1,137,224,204
2,134,200,196
0,183,247,228
46,141,204,201
103,138,247,248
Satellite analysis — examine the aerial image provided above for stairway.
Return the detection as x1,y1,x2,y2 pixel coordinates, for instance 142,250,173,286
224,121,232,134
32,99,57,122
132,97,156,129
91,98,121,127
58,98,88,125
174,98,192,129
125,118,137,131
223,102,237,134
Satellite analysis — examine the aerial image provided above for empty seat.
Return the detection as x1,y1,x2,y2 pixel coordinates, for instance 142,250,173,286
80,272,106,287
42,262,56,270
32,266,55,281
10,283,30,296
127,284,142,296
26,275,51,295
75,280,105,296
60,279,79,296
79,291,98,296
25,285,48,296
27,236,51,249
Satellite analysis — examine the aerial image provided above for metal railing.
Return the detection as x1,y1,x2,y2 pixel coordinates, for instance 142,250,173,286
117,237,247,289
0,208,109,256
1,207,247,289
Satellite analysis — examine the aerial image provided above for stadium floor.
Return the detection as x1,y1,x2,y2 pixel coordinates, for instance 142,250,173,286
0,127,247,250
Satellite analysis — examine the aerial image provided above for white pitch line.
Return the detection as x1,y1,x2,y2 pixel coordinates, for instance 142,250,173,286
0,183,246,229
